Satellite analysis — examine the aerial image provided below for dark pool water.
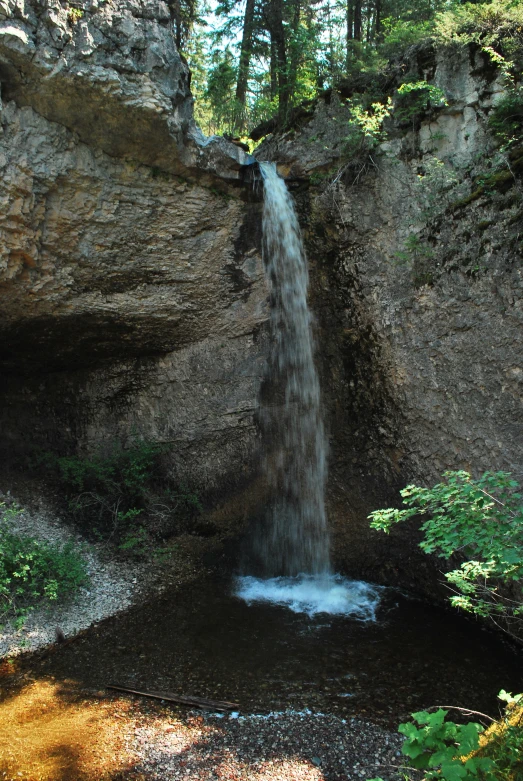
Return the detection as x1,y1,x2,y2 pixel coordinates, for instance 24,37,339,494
12,576,523,725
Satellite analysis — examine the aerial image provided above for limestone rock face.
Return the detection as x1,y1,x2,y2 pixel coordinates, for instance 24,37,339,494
0,101,264,369
0,95,268,505
257,44,501,178
0,0,266,517
0,0,254,178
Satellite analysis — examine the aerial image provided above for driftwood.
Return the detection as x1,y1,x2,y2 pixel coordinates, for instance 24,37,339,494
106,684,240,712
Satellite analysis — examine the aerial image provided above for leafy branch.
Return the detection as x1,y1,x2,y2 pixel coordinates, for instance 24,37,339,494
369,470,523,642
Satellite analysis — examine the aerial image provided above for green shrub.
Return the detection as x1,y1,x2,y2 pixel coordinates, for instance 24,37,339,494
369,470,523,642
67,6,84,24
489,88,523,144
379,17,435,59
486,691,523,781
369,472,523,780
398,708,494,780
0,504,88,623
394,81,447,125
57,440,163,496
395,234,436,286
395,233,434,263
37,440,202,549
435,1,523,51
345,40,388,84
343,97,392,158
416,156,462,214
369,691,523,781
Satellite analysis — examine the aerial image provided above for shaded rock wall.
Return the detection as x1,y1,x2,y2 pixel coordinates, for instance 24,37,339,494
1,8,522,591
259,43,523,584
0,95,268,508
0,0,267,526
0,101,265,372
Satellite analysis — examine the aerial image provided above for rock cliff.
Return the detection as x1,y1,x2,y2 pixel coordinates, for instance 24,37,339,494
0,0,254,178
258,42,523,581
1,7,521,590
0,0,267,524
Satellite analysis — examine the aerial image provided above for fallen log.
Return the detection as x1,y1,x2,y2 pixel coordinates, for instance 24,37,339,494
106,684,240,712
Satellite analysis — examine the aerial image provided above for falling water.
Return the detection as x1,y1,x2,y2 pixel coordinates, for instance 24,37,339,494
236,162,382,618
257,161,330,577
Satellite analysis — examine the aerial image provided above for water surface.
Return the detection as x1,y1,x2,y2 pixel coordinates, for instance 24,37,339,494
10,576,522,727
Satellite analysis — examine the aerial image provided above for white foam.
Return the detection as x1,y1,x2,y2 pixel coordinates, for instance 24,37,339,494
234,574,382,619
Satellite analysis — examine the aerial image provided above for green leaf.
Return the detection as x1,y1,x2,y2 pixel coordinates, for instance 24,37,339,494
438,761,468,781
369,470,523,634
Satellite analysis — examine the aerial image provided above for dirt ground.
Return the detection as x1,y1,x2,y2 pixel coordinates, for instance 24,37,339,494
0,668,402,781
0,676,138,780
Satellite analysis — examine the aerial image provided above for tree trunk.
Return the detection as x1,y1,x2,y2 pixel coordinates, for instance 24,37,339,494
375,0,382,42
270,38,278,100
288,0,301,103
235,0,257,129
346,0,353,69
353,0,362,41
266,0,289,124
169,0,182,49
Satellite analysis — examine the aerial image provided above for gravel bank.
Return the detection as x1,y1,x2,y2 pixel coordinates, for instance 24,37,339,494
125,708,404,781
0,499,143,658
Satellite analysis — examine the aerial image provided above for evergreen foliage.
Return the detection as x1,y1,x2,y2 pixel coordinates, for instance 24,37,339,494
184,0,523,137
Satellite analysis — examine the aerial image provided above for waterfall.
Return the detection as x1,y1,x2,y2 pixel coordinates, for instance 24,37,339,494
257,161,330,577
235,162,381,619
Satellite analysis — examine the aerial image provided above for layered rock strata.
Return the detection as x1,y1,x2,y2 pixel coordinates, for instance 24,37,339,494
2,10,522,590
258,43,523,581
0,0,266,522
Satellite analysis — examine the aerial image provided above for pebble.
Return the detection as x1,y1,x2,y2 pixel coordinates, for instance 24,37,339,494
0,499,144,658
126,709,404,781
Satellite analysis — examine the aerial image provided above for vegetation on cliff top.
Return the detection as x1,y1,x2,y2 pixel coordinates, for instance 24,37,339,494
182,0,523,138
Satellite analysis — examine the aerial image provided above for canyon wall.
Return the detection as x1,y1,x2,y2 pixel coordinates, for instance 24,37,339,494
1,5,521,587
0,0,268,527
257,42,522,580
